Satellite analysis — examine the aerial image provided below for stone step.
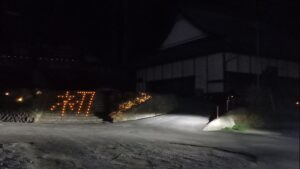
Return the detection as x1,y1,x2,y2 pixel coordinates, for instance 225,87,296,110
42,113,98,116
36,113,103,123
37,119,103,123
37,120,103,123
39,118,101,121
41,115,100,118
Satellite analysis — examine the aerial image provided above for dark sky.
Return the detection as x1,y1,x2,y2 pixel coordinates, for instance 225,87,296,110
1,0,299,62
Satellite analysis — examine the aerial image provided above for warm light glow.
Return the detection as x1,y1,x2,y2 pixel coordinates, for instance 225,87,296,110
110,92,152,119
4,92,10,96
16,97,23,103
118,92,151,111
36,90,43,95
50,91,96,117
296,101,299,105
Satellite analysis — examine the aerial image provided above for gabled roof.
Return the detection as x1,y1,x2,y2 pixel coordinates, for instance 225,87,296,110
161,16,207,49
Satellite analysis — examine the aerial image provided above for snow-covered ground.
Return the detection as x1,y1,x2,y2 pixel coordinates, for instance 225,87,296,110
0,114,299,169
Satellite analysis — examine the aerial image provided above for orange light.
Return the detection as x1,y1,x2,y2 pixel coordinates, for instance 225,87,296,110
110,92,151,118
50,90,96,116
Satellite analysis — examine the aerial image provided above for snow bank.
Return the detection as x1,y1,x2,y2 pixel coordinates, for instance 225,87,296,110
203,116,235,131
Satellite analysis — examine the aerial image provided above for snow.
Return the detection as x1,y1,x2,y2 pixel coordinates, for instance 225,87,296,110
203,116,235,131
1,114,299,169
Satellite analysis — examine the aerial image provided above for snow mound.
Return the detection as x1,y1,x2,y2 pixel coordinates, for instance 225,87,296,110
203,116,235,131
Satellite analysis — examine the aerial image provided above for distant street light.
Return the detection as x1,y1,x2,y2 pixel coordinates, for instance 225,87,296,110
36,90,43,95
16,97,24,103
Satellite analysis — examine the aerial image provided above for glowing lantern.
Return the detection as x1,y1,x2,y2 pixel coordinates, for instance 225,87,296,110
110,92,152,119
50,91,96,117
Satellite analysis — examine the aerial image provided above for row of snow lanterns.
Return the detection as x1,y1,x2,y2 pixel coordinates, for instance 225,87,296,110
50,91,96,117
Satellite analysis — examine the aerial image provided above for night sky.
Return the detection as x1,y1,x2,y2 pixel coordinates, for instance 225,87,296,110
1,0,299,60
0,0,299,88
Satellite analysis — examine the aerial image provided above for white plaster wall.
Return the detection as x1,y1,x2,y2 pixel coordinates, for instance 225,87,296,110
287,62,299,79
183,59,194,76
278,60,289,77
195,57,207,93
250,57,262,74
172,61,182,78
238,55,250,73
207,83,224,93
225,53,299,79
146,67,155,81
226,53,238,72
208,53,223,81
154,65,162,81
163,63,172,79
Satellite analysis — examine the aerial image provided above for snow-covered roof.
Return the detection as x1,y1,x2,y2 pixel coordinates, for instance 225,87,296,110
161,16,207,49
